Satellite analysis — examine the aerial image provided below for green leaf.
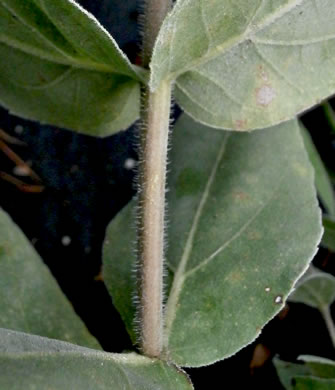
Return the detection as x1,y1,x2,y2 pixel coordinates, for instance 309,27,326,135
0,207,99,349
151,0,335,130
289,266,335,310
322,216,335,251
299,355,335,379
274,358,311,390
0,329,193,390
103,203,137,343
104,114,322,367
274,356,335,390
293,377,335,390
0,0,143,136
300,125,335,216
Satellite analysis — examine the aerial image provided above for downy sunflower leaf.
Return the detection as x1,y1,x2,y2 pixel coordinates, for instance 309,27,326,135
151,0,335,130
293,377,335,390
104,114,322,367
0,329,193,390
0,207,99,349
0,0,143,136
274,355,335,390
289,266,335,310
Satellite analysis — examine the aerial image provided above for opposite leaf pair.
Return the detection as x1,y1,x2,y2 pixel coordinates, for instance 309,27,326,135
1,0,335,136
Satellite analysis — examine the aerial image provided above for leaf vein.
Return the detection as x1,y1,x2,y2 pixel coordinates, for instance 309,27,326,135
184,169,289,279
170,0,305,80
175,82,218,116
191,70,248,108
164,133,230,346
252,41,304,94
253,34,335,46
0,1,74,61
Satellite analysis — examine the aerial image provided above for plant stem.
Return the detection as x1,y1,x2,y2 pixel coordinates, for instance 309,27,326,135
320,305,335,349
138,81,171,358
138,0,172,358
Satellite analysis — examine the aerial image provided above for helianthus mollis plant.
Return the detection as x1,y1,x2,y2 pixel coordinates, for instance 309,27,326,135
0,0,334,388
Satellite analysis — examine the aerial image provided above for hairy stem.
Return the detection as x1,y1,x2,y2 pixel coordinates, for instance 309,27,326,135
138,81,171,358
138,0,172,358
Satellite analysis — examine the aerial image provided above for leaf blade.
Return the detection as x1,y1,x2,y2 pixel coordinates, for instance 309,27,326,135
274,356,335,390
0,0,139,77
163,115,322,366
289,266,335,310
0,0,142,135
104,114,322,367
0,329,193,390
151,0,335,130
0,207,99,349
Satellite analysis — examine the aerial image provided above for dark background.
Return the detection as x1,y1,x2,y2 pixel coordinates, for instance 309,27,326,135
0,1,334,388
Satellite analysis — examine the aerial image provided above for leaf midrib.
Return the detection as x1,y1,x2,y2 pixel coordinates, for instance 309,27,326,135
163,133,230,348
163,144,293,349
0,1,143,79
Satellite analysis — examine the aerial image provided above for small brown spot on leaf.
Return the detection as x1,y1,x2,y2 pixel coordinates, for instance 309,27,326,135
248,231,262,240
234,119,248,131
229,271,243,282
233,191,249,201
258,65,269,82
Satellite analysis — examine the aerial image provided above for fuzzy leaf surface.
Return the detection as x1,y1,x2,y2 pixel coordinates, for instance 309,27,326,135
275,356,335,390
103,203,137,343
0,208,99,349
0,0,142,135
0,329,193,390
301,125,335,216
151,0,335,130
289,266,335,309
104,114,322,367
294,377,335,390
274,358,311,390
300,355,335,379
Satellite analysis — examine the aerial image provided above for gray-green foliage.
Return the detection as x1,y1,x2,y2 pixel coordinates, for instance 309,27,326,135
289,266,335,310
275,356,335,390
0,0,143,136
104,114,322,367
288,266,335,349
1,0,335,387
0,207,192,388
1,0,335,136
151,0,335,130
0,207,99,349
0,329,193,390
